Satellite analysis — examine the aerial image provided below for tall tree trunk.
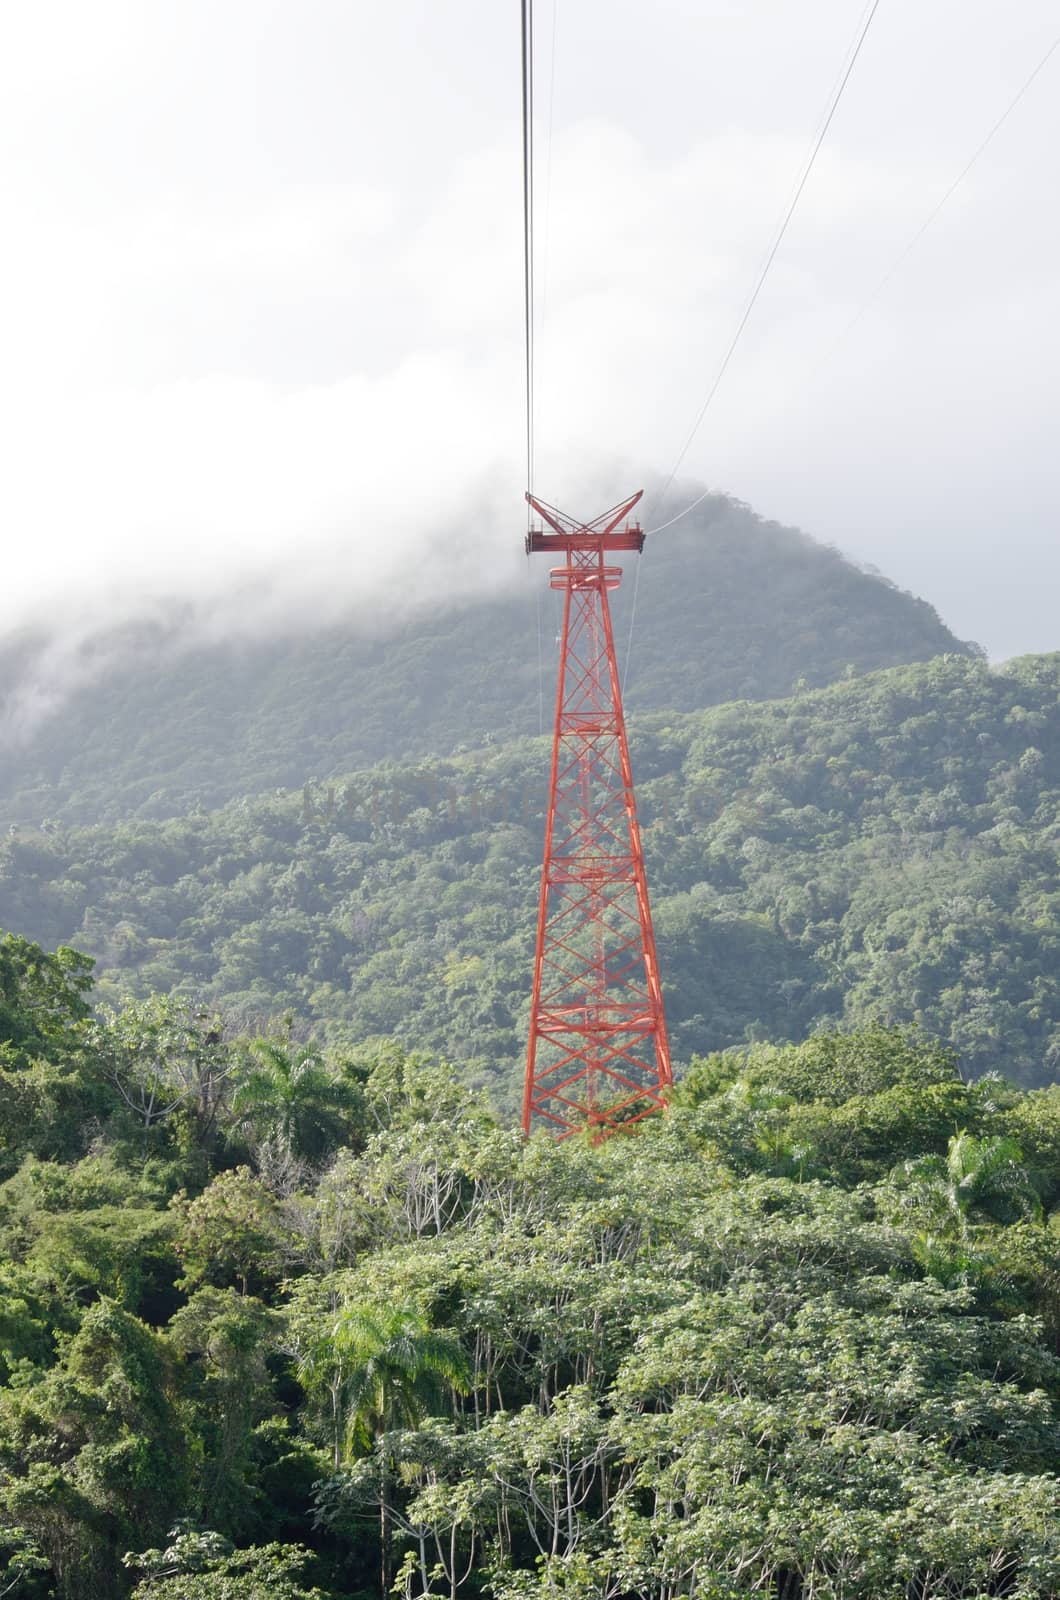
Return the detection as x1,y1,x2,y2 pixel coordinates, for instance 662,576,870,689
380,1461,392,1596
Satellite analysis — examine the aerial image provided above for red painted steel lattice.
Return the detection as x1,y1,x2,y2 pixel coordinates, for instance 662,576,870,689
523,490,672,1138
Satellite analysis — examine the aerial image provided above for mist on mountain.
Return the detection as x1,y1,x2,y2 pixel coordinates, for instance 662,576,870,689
0,489,975,828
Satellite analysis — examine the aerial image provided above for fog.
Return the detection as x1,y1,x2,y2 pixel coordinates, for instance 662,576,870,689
1,1,1058,664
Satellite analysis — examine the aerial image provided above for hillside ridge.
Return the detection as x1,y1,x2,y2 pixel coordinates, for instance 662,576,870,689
4,651,1056,1100
0,492,974,827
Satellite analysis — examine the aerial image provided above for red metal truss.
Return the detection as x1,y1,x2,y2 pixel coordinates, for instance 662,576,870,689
523,490,672,1139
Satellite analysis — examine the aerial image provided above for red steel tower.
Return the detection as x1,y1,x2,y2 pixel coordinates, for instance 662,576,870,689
523,490,672,1138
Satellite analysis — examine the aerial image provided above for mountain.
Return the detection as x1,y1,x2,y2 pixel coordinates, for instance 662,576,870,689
4,652,1057,1104
0,492,974,827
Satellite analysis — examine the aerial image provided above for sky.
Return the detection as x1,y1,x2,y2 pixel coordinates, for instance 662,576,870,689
1,0,1058,661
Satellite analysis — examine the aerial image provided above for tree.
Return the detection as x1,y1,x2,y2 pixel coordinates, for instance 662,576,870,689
232,1036,357,1164
174,1168,291,1297
0,935,107,1179
167,1289,279,1536
0,935,93,1067
890,1130,1043,1253
0,1300,191,1599
94,996,233,1154
943,1130,1044,1225
125,1526,329,1599
0,1525,50,1598
672,1029,974,1183
297,1302,469,1593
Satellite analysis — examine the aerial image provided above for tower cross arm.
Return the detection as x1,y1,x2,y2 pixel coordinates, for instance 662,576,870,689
525,491,645,554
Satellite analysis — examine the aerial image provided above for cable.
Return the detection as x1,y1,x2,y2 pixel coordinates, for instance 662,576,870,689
646,0,882,536
818,26,1060,372
648,21,1060,542
620,553,643,700
535,0,560,455
520,0,535,515
535,579,545,734
522,0,545,724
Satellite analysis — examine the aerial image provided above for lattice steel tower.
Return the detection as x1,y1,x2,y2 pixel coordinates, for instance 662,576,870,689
523,490,672,1138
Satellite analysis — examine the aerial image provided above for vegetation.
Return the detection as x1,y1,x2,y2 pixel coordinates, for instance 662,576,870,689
1,935,1060,1598
2,495,1057,1595
0,493,972,827
4,654,1060,1101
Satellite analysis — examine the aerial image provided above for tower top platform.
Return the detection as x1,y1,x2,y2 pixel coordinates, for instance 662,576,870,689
525,490,645,556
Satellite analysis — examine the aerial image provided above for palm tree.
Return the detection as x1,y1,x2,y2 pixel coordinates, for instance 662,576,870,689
232,1037,345,1161
298,1302,470,1592
892,1132,1042,1287
944,1131,1043,1226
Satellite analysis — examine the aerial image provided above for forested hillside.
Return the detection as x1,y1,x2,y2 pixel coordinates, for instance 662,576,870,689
4,653,1058,1099
2,932,1060,1600
0,493,973,827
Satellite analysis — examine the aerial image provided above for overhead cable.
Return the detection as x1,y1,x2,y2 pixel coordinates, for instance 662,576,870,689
521,0,536,513
818,25,1060,371
646,0,882,537
535,0,560,453
620,549,643,700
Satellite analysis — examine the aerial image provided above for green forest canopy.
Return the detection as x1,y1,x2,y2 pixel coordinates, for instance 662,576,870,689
1,933,1060,1599
3,490,1057,1597
4,652,1059,1100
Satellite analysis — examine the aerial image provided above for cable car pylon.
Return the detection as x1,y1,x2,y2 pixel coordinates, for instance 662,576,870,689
522,489,672,1138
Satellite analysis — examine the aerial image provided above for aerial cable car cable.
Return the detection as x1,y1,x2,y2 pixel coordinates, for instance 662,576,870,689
543,6,563,697
521,0,536,511
620,540,644,699
644,0,883,539
624,0,881,689
535,0,560,452
535,582,545,734
814,26,1060,379
520,0,545,732
644,17,1060,558
627,0,870,694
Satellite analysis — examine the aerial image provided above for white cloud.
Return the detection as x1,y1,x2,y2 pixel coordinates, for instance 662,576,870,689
0,0,1058,662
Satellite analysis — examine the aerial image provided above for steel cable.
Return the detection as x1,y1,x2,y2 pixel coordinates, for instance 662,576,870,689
646,0,883,537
